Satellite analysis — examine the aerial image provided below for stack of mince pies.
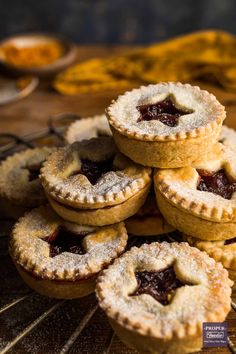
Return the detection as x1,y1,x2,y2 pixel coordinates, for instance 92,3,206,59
4,81,235,354
40,136,152,226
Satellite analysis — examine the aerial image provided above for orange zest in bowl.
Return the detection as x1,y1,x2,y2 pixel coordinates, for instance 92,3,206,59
1,42,64,68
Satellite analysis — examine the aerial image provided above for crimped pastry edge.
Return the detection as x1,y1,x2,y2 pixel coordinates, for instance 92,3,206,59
96,242,232,340
0,146,53,204
106,82,225,142
40,143,152,209
184,234,236,270
65,114,110,144
9,205,128,281
154,168,236,223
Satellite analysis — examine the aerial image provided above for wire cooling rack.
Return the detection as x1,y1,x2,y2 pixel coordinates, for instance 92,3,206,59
0,116,236,354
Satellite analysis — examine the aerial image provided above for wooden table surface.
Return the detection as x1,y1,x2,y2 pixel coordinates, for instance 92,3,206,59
0,45,236,354
0,45,236,136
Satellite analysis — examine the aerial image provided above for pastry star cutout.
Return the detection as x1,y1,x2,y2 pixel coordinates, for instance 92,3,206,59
130,266,192,305
24,164,42,181
197,169,236,200
69,158,114,185
44,227,88,257
137,96,193,127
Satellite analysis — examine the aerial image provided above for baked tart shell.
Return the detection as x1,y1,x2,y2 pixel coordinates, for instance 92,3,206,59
0,147,53,213
96,242,232,354
184,234,236,270
110,125,222,168
13,260,97,299
9,206,128,299
48,183,150,226
40,137,151,209
109,319,202,354
156,192,236,240
154,144,236,225
107,82,225,168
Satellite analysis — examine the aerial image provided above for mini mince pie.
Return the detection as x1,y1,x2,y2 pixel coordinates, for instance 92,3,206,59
154,144,236,240
184,234,236,270
125,192,174,236
0,147,53,218
65,114,111,144
96,242,232,354
9,205,128,299
219,125,236,150
106,82,225,168
40,136,152,226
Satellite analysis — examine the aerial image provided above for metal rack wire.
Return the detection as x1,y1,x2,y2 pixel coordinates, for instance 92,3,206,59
0,116,235,354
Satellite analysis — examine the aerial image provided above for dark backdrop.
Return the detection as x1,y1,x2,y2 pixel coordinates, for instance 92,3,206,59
0,0,235,44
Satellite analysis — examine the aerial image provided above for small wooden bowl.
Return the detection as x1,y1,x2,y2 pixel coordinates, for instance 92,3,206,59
0,33,77,77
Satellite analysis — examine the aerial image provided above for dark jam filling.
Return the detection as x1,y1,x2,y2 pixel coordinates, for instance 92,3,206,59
197,169,236,200
130,267,184,305
137,96,192,127
70,157,114,185
24,163,42,181
43,227,88,257
224,237,236,245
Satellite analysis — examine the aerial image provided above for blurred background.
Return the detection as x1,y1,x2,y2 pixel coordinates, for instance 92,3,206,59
0,0,235,43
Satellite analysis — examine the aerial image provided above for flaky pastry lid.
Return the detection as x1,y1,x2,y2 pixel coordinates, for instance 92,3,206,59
107,82,225,141
0,147,53,207
40,136,151,209
9,205,128,281
65,114,111,144
155,144,236,222
96,242,232,339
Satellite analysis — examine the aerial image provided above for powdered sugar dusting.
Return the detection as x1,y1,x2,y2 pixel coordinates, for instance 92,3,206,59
41,137,151,204
157,145,236,219
0,147,53,207
10,206,127,280
97,242,231,336
109,83,224,137
65,114,111,144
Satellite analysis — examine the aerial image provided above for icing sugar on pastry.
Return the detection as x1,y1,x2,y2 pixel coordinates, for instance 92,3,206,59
107,82,225,138
0,147,53,207
65,114,111,144
40,136,151,208
96,242,232,354
10,205,128,281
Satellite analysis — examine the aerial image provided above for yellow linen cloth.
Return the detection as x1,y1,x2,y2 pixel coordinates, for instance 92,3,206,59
53,30,236,95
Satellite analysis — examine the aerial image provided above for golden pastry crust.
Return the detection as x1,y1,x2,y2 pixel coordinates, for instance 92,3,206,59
156,192,236,240
106,82,225,168
184,234,236,270
13,262,97,299
154,144,236,223
110,127,222,168
65,114,111,144
47,183,150,226
125,194,174,236
96,242,232,354
107,82,225,142
9,205,128,282
40,136,151,209
0,147,53,208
